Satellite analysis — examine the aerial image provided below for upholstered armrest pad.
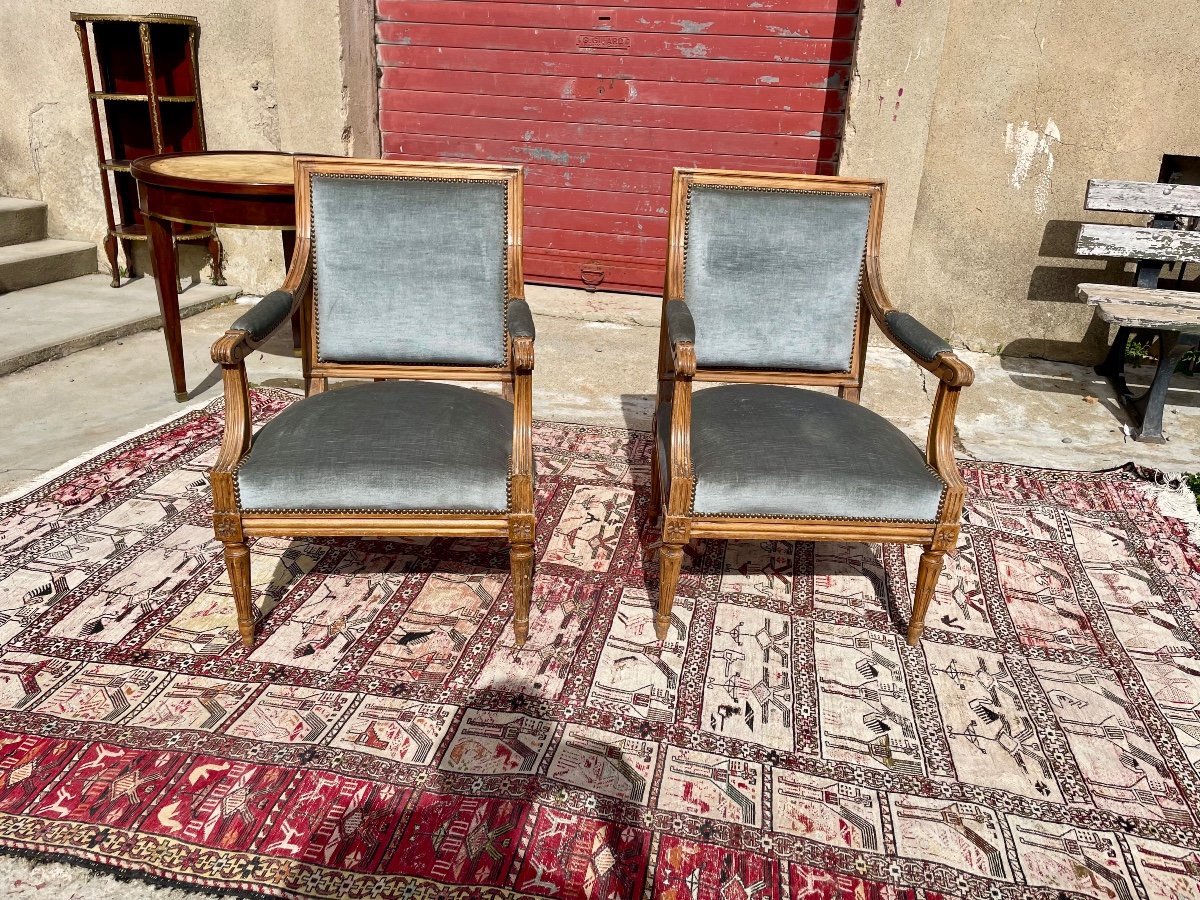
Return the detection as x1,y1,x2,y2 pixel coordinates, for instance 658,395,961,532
508,299,535,339
885,310,951,361
230,290,295,342
666,299,695,346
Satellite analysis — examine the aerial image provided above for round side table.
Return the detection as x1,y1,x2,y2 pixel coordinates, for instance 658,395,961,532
133,151,298,401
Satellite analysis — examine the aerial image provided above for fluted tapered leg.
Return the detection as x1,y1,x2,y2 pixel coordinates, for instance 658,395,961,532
907,548,944,646
656,542,683,641
223,541,256,647
510,542,534,647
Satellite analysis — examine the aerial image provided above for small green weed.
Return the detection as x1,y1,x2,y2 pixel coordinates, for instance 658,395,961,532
1125,338,1199,375
1186,473,1200,512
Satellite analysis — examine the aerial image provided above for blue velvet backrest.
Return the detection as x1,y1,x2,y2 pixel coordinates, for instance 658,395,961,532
683,183,872,371
311,174,509,366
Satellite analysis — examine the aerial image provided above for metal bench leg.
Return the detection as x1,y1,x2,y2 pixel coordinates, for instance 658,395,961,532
1095,326,1131,383
1095,325,1139,426
1130,330,1196,443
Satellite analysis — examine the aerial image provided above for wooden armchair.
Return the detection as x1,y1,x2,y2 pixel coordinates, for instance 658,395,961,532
209,157,535,647
650,168,974,646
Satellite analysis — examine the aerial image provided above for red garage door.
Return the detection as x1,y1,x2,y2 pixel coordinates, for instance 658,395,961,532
377,0,857,294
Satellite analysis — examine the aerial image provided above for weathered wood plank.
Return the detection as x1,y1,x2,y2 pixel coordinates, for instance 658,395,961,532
1077,283,1200,311
1092,301,1200,332
1085,179,1200,216
1076,223,1200,262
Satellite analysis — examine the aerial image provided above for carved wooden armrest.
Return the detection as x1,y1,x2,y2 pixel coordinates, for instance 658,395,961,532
211,240,312,366
665,299,697,377
885,312,974,387
862,258,974,388
508,298,535,374
508,299,536,517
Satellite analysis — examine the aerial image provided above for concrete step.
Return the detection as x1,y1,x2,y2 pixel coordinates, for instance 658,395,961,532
0,238,97,293
0,274,238,377
0,198,48,247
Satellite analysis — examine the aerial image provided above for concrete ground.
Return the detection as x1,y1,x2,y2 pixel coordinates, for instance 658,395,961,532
0,284,1197,897
0,274,237,378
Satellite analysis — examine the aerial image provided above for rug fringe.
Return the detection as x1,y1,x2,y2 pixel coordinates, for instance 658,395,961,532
1125,462,1200,543
0,397,220,505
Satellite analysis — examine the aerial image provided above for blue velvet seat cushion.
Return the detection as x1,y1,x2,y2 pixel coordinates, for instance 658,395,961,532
657,384,945,521
236,381,511,512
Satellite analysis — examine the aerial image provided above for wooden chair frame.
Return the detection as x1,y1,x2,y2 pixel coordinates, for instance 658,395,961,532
210,157,535,647
649,168,974,645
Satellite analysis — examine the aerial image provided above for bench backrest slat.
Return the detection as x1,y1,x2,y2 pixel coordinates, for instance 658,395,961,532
1085,179,1200,216
1076,223,1200,263
1077,283,1200,311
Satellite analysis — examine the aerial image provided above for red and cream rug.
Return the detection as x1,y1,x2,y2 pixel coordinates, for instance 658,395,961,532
0,388,1198,899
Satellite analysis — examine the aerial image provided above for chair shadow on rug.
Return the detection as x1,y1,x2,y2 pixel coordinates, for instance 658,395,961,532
812,541,912,637
208,157,536,649
649,168,974,647
244,534,525,663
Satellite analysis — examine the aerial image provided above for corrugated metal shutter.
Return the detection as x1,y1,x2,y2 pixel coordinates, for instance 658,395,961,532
377,0,857,294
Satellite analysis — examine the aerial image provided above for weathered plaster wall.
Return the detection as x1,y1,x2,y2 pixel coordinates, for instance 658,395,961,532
839,0,950,303
843,0,1200,362
0,0,356,295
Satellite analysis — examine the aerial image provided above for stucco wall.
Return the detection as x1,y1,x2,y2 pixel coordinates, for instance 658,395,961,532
0,0,353,295
842,0,1200,363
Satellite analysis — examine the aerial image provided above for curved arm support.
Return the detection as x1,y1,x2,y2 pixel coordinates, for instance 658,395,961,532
209,358,252,541
209,240,313,522
510,348,535,477
667,377,694,504
862,256,974,388
862,255,970,546
653,298,696,535
927,380,967,547
508,305,536,525
211,238,312,366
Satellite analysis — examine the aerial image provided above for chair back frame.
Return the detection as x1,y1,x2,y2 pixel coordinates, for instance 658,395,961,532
663,167,884,395
290,156,526,394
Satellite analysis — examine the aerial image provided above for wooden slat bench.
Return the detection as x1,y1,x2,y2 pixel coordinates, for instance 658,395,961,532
1075,179,1200,442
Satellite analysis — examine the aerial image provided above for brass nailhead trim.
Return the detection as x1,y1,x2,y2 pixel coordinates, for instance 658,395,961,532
309,172,510,369
230,446,513,516
682,183,869,370
687,479,947,524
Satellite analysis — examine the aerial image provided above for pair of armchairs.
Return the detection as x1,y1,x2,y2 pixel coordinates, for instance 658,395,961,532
210,158,972,654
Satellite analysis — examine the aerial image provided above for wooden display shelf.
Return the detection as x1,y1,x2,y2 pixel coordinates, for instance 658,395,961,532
73,11,220,287
90,91,197,102
110,221,215,242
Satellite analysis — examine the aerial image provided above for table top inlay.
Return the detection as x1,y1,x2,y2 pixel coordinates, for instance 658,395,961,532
144,152,294,186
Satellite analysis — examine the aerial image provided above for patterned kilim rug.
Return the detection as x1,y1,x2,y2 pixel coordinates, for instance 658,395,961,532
0,388,1199,900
